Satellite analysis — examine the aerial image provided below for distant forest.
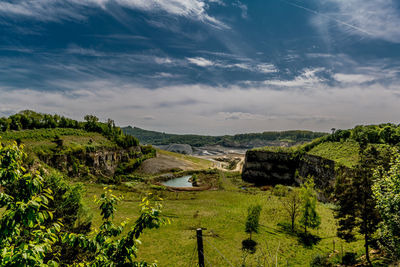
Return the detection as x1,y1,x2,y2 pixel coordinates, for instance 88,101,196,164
122,126,328,148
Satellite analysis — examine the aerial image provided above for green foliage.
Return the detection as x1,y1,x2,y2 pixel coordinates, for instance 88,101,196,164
44,172,91,233
281,189,301,232
116,145,156,176
341,252,357,265
245,204,262,240
63,192,168,266
310,253,332,267
123,126,327,148
0,140,167,265
272,184,289,197
299,178,320,235
334,145,389,264
0,141,61,266
373,151,400,259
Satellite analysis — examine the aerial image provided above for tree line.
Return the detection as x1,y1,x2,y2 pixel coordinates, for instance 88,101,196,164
122,126,327,147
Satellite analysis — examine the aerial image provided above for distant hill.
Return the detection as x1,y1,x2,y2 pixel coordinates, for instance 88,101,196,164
122,126,328,148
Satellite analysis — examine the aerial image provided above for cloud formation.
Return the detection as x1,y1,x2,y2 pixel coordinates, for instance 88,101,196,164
1,75,399,135
0,0,226,27
317,0,400,43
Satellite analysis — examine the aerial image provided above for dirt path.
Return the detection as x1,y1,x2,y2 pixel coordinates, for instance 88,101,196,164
196,153,245,173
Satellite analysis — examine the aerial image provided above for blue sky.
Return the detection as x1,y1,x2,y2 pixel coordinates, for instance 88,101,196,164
0,0,400,134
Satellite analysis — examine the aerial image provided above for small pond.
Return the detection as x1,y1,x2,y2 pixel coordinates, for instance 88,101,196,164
161,175,193,187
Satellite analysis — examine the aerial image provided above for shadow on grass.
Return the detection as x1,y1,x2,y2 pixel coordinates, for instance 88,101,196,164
242,238,257,254
276,222,298,237
297,232,321,248
277,222,321,248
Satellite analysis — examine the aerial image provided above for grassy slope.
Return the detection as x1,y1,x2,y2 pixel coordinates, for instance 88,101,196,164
255,139,361,168
83,173,364,266
307,141,360,168
1,128,116,154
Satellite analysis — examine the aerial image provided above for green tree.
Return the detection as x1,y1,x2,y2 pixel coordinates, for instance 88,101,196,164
373,151,400,259
63,191,168,266
245,204,262,240
84,114,100,132
281,189,301,232
299,178,320,235
334,145,387,265
0,140,168,266
0,141,61,266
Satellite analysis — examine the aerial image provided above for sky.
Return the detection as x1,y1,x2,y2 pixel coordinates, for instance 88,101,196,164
0,0,400,135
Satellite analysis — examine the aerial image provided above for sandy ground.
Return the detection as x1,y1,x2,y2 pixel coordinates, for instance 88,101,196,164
198,153,245,172
137,150,246,175
136,152,199,175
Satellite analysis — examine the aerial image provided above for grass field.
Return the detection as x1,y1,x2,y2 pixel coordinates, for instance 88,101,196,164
82,172,365,266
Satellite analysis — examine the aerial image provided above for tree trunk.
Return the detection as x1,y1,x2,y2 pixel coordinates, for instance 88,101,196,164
363,175,372,266
291,216,295,232
365,232,371,266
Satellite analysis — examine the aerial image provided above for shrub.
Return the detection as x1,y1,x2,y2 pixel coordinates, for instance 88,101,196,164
0,140,168,265
273,184,289,197
310,253,332,267
341,252,357,265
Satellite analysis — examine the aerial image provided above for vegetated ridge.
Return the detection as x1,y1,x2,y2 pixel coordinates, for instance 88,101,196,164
0,110,156,180
243,123,400,197
122,126,328,148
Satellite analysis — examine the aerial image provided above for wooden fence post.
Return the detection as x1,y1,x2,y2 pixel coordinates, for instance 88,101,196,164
197,228,205,267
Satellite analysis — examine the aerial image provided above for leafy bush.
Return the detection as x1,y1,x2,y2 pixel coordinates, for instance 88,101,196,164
0,140,168,265
273,184,289,197
341,252,357,265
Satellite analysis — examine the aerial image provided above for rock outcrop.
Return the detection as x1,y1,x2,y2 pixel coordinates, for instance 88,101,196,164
242,150,338,197
165,144,193,155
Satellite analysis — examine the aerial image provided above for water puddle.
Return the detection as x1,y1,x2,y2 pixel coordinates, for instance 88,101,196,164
161,175,193,187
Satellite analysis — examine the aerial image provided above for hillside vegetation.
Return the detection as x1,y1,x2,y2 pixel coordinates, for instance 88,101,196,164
258,124,400,167
123,126,327,148
1,110,139,148
0,111,156,180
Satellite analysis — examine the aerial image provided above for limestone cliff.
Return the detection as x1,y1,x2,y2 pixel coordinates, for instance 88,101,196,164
39,146,142,178
242,150,338,198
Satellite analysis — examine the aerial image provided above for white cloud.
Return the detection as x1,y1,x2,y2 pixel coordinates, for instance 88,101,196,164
262,68,325,88
256,63,278,74
187,57,215,67
233,1,247,19
2,76,400,135
333,73,376,84
318,0,400,43
154,57,174,64
186,57,278,74
0,0,227,28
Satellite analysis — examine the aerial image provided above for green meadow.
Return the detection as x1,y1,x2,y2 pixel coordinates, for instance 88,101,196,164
82,171,364,266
